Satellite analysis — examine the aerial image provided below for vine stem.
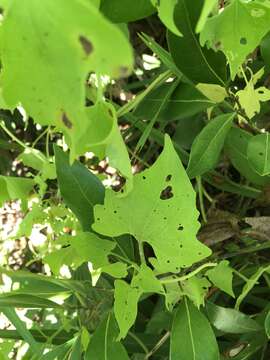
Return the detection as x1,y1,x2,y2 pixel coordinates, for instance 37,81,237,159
138,241,146,265
160,262,217,284
0,121,27,149
144,331,170,360
129,331,149,355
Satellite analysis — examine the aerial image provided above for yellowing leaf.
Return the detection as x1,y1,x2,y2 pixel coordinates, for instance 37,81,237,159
196,83,227,103
93,135,211,274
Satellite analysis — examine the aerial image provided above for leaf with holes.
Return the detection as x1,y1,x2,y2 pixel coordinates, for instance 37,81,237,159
170,298,219,360
187,113,235,179
114,280,142,340
181,276,211,308
200,0,270,78
0,0,133,153
247,133,270,176
93,135,211,275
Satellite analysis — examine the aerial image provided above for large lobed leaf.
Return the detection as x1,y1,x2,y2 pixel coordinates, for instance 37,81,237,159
93,135,211,274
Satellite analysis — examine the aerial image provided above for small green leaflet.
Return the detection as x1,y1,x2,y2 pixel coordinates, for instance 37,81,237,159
0,0,133,153
200,0,270,78
206,260,234,298
131,264,164,294
206,302,262,334
76,102,132,189
0,176,34,207
114,280,142,340
187,113,235,179
18,148,56,181
152,0,182,36
85,312,129,360
225,127,270,186
247,133,270,176
44,246,83,275
181,276,211,308
93,135,211,274
236,81,270,119
170,298,219,360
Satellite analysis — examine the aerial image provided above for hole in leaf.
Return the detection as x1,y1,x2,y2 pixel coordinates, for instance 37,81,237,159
259,152,263,156
179,244,183,248
258,90,264,94
114,210,117,214
163,217,167,220
160,186,174,200
178,225,184,231
240,37,247,45
142,176,146,180
79,35,93,55
62,112,73,129
166,174,172,182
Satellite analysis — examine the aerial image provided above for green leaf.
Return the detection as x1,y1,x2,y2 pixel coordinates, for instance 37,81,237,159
0,176,34,207
225,127,270,186
206,302,262,334
153,0,182,36
69,336,82,360
100,0,155,23
181,276,211,308
247,133,270,176
200,0,270,78
114,280,142,340
134,82,214,124
93,135,211,274
131,264,164,294
44,246,83,275
0,0,133,136
167,0,227,84
42,340,75,360
69,232,116,268
170,298,219,360
265,310,270,339
196,83,227,103
54,146,104,231
0,294,61,308
85,312,129,359
1,308,42,356
187,113,235,179
206,260,234,297
174,116,205,150
196,0,217,33
18,148,56,180
101,262,128,279
77,102,132,188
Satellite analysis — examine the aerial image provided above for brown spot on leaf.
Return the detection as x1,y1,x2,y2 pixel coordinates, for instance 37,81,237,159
79,35,93,56
119,66,129,77
160,186,174,200
62,113,73,129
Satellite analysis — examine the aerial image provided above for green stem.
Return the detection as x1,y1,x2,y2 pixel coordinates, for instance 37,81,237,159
196,176,207,224
138,241,146,265
117,70,172,118
233,269,249,282
0,121,27,149
129,331,149,355
161,262,217,284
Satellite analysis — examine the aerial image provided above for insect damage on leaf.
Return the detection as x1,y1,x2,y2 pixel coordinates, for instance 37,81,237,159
93,135,211,274
79,35,94,56
61,112,73,129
